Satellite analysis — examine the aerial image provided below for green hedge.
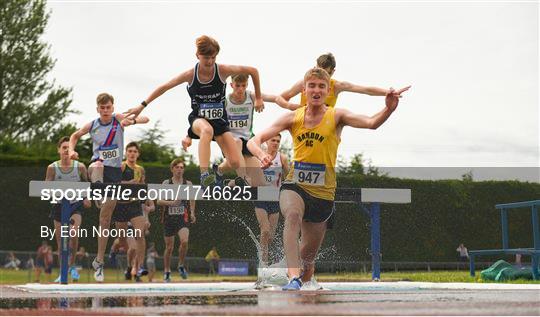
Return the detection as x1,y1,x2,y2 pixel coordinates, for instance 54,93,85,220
0,156,538,263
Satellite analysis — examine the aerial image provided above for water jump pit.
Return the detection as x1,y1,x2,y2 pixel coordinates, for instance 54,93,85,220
2,281,539,315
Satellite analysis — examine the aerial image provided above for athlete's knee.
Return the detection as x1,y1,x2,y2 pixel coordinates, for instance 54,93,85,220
284,209,302,225
198,125,214,139
89,160,104,169
228,156,241,169
179,240,188,249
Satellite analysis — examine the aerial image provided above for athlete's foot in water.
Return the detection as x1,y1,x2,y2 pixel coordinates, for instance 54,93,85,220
234,176,250,187
212,164,224,187
200,171,216,188
178,266,188,279
282,276,303,291
92,258,104,282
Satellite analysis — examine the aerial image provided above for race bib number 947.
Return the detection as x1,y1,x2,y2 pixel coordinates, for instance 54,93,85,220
199,103,224,120
293,162,326,186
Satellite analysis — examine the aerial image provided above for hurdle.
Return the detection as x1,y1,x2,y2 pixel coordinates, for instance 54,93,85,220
29,181,411,282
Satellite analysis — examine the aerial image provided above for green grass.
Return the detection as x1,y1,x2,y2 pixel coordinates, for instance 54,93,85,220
1,268,538,285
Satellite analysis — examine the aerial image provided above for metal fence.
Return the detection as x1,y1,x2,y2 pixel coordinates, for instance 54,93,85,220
1,249,517,284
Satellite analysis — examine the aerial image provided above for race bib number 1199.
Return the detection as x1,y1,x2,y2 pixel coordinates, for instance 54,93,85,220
292,162,326,186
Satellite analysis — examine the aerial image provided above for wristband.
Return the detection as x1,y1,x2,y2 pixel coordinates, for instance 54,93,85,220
141,100,148,107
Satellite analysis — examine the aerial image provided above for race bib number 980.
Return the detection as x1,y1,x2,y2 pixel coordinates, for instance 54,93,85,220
98,145,119,161
199,103,224,120
293,162,326,186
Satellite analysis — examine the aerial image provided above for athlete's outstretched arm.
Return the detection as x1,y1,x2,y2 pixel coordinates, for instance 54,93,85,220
115,113,150,128
125,69,193,118
277,80,303,110
68,122,92,160
279,80,303,101
220,64,263,107
337,89,400,130
247,112,294,168
336,81,411,98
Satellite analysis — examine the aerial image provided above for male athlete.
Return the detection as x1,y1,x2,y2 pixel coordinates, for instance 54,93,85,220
255,134,288,265
125,35,264,187
276,53,410,109
248,68,404,290
157,158,196,282
111,142,154,282
46,136,91,282
69,93,149,281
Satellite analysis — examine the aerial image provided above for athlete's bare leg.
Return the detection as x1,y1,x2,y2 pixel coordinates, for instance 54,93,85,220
130,215,147,275
299,221,327,282
163,236,175,273
279,190,305,279
96,199,116,263
69,214,82,266
255,208,272,265
215,132,244,177
191,119,215,173
178,228,189,267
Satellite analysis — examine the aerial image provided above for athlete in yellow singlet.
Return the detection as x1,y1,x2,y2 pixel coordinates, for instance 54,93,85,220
248,67,403,290
276,53,410,110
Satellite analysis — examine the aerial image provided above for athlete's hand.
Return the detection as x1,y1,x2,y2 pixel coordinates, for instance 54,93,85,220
123,104,145,119
385,88,400,111
255,97,265,113
190,214,196,224
181,136,192,151
120,114,136,128
260,154,273,169
69,150,79,160
389,85,411,98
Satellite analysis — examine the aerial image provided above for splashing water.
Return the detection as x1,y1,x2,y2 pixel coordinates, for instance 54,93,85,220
207,204,325,290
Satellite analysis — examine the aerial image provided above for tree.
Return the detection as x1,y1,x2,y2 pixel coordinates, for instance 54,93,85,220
0,1,76,143
337,153,387,177
137,121,193,165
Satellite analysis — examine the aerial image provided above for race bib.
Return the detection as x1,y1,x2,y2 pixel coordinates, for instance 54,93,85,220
168,203,185,216
263,170,279,186
293,162,326,186
98,145,120,161
198,103,224,120
228,114,249,129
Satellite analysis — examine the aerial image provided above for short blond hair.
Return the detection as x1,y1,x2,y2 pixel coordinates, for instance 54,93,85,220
231,73,249,83
304,67,330,86
196,35,220,56
96,93,114,105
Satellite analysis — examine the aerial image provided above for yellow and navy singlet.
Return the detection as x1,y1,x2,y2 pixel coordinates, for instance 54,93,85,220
300,79,337,108
285,106,340,200
121,162,144,183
